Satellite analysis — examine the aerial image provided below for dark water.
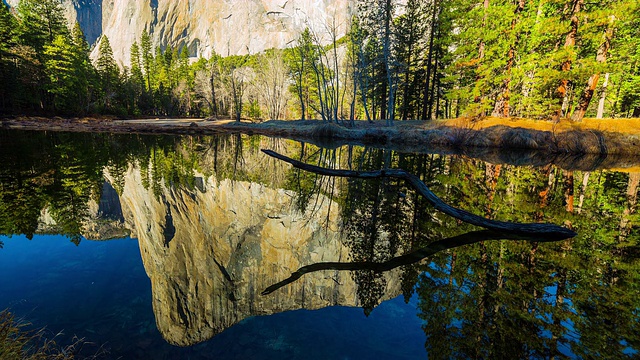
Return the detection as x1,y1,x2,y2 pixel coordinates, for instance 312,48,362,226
0,130,639,359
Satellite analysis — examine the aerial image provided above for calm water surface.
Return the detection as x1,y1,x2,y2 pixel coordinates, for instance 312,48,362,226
0,131,638,359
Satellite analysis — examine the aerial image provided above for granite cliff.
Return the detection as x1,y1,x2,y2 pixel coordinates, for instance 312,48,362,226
7,0,351,65
105,164,401,346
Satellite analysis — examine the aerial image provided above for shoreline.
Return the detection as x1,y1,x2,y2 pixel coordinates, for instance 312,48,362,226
2,116,640,158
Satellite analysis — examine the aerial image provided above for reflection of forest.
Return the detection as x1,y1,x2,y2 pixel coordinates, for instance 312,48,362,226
0,130,638,356
329,149,640,359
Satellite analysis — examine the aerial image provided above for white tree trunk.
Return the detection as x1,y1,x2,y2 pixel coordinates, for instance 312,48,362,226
596,73,609,119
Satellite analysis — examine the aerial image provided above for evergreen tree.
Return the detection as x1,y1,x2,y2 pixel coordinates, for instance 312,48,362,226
0,2,17,111
612,1,640,117
130,41,144,86
70,22,95,113
44,34,79,112
287,28,317,120
16,0,67,53
394,0,428,120
129,41,145,112
140,31,153,92
356,0,399,124
96,36,120,111
0,2,15,58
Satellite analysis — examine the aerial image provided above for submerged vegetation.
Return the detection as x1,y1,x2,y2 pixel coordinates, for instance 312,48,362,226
0,310,80,360
1,0,639,127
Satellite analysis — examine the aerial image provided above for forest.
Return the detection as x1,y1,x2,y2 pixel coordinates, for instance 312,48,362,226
0,0,639,123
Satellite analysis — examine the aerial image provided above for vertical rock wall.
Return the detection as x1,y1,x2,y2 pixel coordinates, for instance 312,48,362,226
6,0,352,65
110,166,400,346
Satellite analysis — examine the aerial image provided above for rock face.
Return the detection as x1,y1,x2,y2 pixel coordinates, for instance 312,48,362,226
109,166,400,346
35,182,130,241
7,0,352,65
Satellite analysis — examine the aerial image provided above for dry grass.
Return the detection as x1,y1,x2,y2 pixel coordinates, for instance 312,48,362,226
0,310,99,360
609,166,640,173
443,116,640,135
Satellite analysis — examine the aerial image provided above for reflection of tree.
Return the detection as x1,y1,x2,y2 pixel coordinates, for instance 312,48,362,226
414,164,640,359
0,131,301,243
341,149,413,313
2,131,639,356
0,131,160,242
265,144,640,357
0,132,110,242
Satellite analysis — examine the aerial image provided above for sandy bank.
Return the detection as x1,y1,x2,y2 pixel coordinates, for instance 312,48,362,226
2,116,640,157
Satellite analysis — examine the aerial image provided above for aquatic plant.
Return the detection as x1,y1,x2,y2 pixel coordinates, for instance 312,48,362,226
0,310,79,360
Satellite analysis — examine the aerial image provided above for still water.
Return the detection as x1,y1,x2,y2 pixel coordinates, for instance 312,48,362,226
0,130,638,359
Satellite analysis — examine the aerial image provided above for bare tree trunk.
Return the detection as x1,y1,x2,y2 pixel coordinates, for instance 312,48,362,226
381,0,393,125
564,170,574,213
428,53,440,120
263,149,577,239
571,15,615,122
493,0,525,117
358,49,373,122
554,0,584,121
421,0,439,120
619,173,640,242
596,73,609,119
577,172,590,214
401,34,414,121
331,17,341,123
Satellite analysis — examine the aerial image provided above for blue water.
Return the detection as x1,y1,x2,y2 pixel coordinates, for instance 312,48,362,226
0,235,426,359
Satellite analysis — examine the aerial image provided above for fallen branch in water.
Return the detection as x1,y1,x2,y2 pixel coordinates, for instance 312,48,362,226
262,229,568,295
261,149,577,240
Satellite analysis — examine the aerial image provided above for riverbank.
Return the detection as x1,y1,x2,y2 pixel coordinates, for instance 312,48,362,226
2,116,640,156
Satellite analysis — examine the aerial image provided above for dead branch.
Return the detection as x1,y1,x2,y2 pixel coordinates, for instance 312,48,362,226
261,149,577,240
262,229,569,295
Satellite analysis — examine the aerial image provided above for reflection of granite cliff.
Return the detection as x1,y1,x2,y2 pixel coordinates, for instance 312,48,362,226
36,182,130,241
108,165,400,346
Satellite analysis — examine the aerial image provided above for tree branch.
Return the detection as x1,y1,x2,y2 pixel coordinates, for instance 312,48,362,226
262,229,568,295
261,149,577,240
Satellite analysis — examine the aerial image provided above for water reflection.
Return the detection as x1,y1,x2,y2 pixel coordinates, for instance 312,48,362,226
261,229,566,296
0,130,639,358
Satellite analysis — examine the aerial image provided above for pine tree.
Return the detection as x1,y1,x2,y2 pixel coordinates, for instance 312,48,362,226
0,2,17,111
420,0,442,120
130,41,144,86
140,31,153,92
128,41,145,112
553,0,585,120
570,12,616,122
177,46,190,83
394,0,428,120
70,22,95,113
16,0,67,53
44,34,78,112
612,2,640,117
287,28,316,120
0,2,15,58
492,0,527,118
356,0,398,124
441,0,482,117
96,36,120,110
